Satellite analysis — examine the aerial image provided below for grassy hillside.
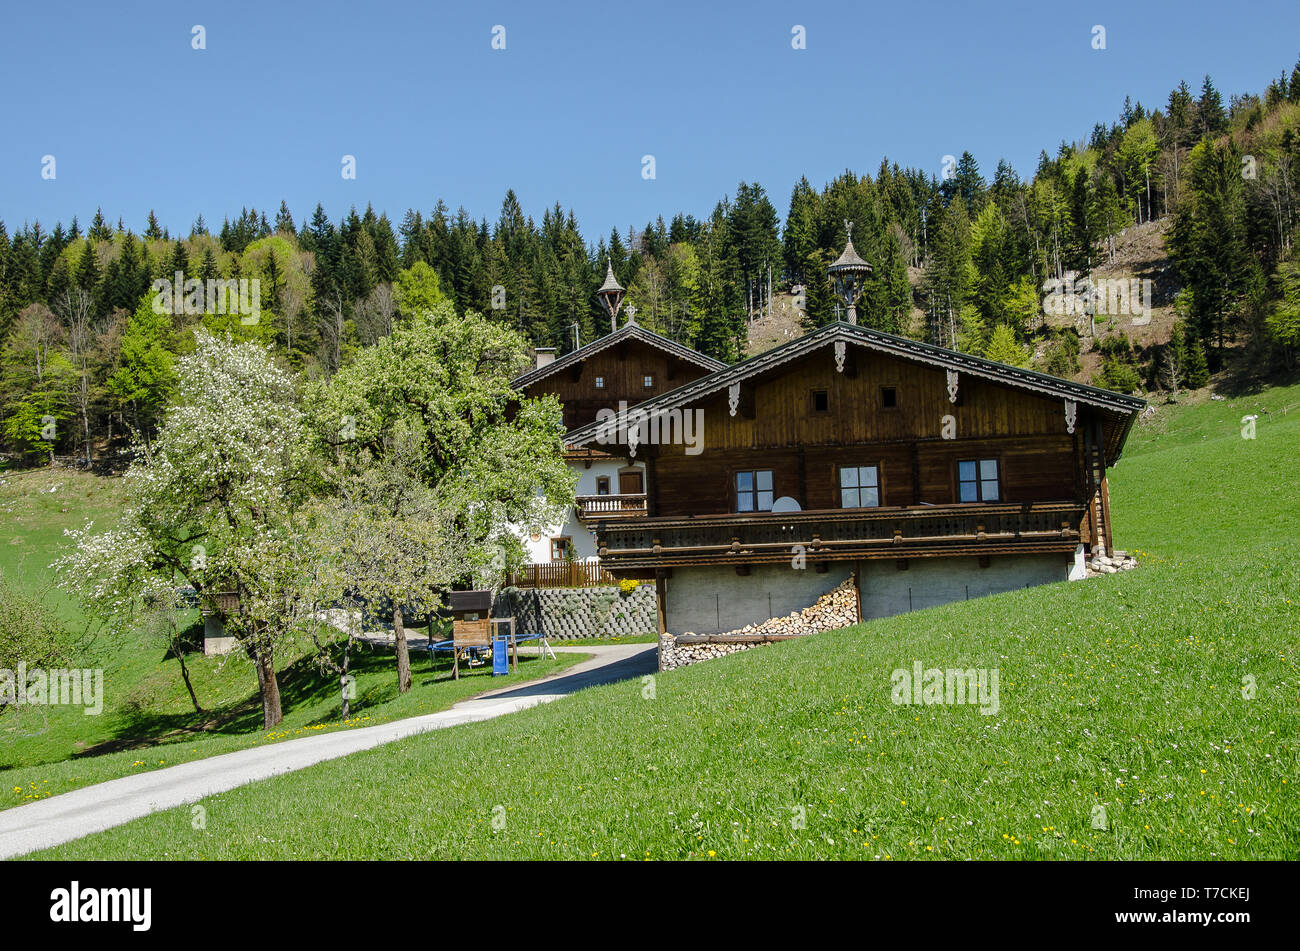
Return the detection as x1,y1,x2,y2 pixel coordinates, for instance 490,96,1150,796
31,382,1299,860
0,468,585,807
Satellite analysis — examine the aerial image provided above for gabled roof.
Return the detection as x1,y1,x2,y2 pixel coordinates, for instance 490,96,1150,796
511,322,728,390
566,321,1146,458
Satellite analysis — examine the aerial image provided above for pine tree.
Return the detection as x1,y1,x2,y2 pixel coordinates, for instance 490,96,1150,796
88,208,112,242
169,240,189,279
800,248,834,330
144,210,163,241
949,152,986,209
75,239,100,292
109,233,145,312
1181,321,1210,387
1197,75,1228,138
197,246,219,284
275,200,296,235
984,323,1029,366
783,177,820,282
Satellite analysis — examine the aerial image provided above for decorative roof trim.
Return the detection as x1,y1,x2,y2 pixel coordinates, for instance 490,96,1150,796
566,321,1146,447
511,323,727,389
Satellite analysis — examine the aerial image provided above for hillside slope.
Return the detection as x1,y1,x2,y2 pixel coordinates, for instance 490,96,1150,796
32,383,1300,860
753,216,1186,386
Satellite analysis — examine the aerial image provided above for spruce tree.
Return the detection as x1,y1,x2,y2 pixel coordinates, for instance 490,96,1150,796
88,208,112,242
75,239,100,292
169,240,189,279
1197,75,1228,138
1182,322,1210,388
197,246,219,284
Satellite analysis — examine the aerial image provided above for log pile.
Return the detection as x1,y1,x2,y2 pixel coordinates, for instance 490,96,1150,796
660,578,859,671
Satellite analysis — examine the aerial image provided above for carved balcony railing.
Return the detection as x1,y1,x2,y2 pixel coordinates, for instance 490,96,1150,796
594,501,1086,570
575,493,648,523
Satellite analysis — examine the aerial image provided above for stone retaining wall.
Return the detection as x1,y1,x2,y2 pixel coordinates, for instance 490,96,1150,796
660,578,859,670
494,584,657,640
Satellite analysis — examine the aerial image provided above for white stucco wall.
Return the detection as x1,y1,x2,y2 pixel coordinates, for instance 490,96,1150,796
520,459,646,564
857,554,1071,620
661,553,1072,634
664,563,853,634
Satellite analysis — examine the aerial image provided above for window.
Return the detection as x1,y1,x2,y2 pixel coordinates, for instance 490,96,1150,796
550,537,572,561
811,389,829,413
595,376,605,389
958,459,1000,502
881,386,898,408
839,466,880,508
643,374,655,388
735,470,774,512
595,476,610,496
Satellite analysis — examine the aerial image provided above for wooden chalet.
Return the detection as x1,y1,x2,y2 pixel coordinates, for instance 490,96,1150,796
512,319,727,431
509,319,726,569
563,320,1145,633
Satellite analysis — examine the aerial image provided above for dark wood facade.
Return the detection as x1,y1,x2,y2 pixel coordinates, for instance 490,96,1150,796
564,324,1143,574
513,324,725,431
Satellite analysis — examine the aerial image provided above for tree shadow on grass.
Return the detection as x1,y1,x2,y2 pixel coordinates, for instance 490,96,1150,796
72,639,543,760
1211,361,1300,400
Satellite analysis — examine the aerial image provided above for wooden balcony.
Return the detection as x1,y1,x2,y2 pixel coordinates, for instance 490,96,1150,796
575,493,648,523
506,561,617,589
594,501,1086,571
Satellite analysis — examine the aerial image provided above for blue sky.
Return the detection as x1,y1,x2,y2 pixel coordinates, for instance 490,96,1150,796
2,0,1297,240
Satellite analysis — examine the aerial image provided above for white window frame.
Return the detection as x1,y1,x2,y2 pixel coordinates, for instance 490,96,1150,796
839,465,880,508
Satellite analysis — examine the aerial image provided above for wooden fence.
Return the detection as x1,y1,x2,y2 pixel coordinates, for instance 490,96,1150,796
506,561,617,589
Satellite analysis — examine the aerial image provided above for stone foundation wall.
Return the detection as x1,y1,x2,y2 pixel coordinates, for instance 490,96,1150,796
494,584,657,640
660,578,858,670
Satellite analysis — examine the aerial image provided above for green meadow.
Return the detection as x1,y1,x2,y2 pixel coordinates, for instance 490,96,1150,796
21,383,1300,859
0,468,583,808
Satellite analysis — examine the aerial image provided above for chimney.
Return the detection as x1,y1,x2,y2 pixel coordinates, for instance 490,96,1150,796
534,347,557,369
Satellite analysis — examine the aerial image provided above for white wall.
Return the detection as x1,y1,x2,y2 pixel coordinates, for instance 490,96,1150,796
664,563,852,634
520,459,645,564
661,553,1072,634
858,554,1070,620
